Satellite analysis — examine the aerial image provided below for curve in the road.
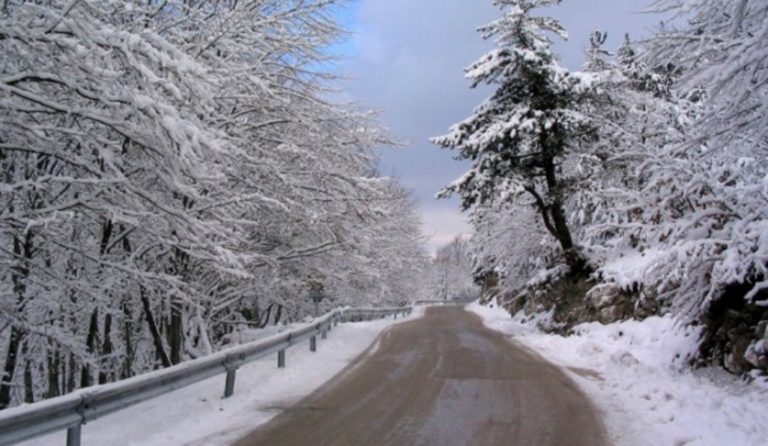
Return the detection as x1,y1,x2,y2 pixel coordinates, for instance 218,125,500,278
232,306,606,446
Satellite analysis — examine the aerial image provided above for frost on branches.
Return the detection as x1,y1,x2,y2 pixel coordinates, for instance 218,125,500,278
469,200,553,298
634,0,768,310
0,0,428,408
426,237,480,302
438,0,768,376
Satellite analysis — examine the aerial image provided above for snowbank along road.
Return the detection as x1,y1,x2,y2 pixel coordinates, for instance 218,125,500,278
233,306,606,446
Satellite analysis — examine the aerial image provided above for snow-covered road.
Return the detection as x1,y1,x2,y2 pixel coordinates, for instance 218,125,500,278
233,306,605,446
21,301,760,446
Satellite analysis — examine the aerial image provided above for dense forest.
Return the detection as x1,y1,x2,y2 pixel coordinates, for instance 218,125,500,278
0,0,428,409
436,0,767,376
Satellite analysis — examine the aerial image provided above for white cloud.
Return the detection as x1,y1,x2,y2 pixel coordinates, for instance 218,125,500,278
420,206,473,254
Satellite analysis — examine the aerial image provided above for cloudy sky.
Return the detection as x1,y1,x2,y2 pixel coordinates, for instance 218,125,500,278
333,0,663,253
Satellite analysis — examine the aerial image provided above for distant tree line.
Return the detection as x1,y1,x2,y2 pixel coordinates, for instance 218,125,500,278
426,236,479,302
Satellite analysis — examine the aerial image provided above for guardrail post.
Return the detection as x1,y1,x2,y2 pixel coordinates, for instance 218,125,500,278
67,424,81,446
277,350,285,368
321,326,327,339
309,335,316,352
224,368,237,398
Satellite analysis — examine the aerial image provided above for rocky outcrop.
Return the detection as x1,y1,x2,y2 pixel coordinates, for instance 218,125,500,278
494,268,767,378
744,321,768,370
698,282,768,375
585,284,633,324
499,271,656,334
478,271,502,305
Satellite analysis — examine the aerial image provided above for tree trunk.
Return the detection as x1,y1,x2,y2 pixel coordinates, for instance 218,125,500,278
166,245,188,365
118,228,136,379
259,303,274,328
538,156,585,272
81,308,99,388
169,303,182,365
98,313,113,384
0,232,33,409
0,326,24,409
66,353,77,393
121,298,135,380
141,287,172,369
548,202,574,251
22,345,33,404
46,349,60,399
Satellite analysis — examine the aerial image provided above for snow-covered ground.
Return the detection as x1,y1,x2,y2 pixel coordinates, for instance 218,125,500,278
19,309,423,446
468,301,768,446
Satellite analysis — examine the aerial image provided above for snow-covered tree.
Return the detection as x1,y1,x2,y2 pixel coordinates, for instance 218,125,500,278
469,200,553,294
427,236,479,302
432,0,598,272
0,0,428,408
437,0,767,375
569,33,689,264
620,0,768,316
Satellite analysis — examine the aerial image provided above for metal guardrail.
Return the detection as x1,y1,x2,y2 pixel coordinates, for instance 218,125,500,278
0,306,411,446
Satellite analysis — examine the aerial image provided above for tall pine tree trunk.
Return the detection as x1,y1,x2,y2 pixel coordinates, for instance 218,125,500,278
543,156,586,272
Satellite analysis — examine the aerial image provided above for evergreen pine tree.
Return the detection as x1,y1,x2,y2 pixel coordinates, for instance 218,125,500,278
432,0,596,272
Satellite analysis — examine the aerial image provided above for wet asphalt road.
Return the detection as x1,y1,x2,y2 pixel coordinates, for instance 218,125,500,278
232,306,606,446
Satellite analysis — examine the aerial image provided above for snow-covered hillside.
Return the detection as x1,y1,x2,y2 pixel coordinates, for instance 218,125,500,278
469,302,768,446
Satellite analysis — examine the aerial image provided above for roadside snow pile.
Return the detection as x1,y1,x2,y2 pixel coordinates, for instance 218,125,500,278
468,301,768,446
594,248,666,290
19,310,422,446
